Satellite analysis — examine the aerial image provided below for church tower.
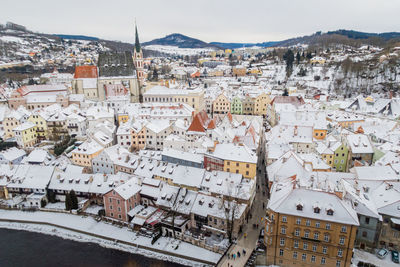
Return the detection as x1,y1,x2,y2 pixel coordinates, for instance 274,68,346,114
133,22,144,103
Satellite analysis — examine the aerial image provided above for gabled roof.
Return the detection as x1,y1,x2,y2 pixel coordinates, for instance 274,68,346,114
187,110,210,133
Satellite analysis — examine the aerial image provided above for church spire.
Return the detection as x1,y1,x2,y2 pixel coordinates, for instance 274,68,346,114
135,21,141,53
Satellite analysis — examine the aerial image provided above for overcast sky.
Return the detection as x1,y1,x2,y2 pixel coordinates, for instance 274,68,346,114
1,0,399,44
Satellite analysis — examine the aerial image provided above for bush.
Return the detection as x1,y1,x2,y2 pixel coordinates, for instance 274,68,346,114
40,199,47,208
54,136,75,156
98,209,105,217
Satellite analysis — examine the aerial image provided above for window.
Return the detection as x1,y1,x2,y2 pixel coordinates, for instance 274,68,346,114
302,253,307,261
314,207,320,214
316,221,320,228
365,217,370,224
109,198,112,203
294,240,299,248
327,209,334,215
296,218,301,225
322,246,327,254
109,205,113,210
321,257,326,265
279,249,284,256
336,260,341,267
297,204,303,211
338,249,343,257
281,227,286,235
303,242,308,250
339,236,345,245
282,216,287,222
306,220,311,226
293,251,298,259
341,226,347,233
324,233,330,242
311,255,316,263
312,244,317,252
362,231,368,237
314,232,319,240
295,228,300,236
326,223,331,230
304,230,310,238
280,238,285,246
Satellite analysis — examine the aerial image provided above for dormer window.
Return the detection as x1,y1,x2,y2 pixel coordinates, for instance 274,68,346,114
296,204,303,211
314,207,320,214
327,209,334,216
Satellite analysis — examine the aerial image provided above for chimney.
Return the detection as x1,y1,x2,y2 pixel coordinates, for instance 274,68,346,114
390,90,394,99
294,125,298,136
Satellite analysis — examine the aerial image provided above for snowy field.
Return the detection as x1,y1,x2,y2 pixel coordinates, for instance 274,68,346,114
144,45,214,56
0,210,221,266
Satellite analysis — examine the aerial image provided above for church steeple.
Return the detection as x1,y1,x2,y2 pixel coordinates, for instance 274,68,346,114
133,21,144,103
135,22,141,53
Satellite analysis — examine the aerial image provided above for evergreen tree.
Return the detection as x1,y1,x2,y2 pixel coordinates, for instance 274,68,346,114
296,51,301,64
282,88,289,96
65,192,72,211
283,49,294,77
152,68,159,81
306,51,313,59
70,190,78,210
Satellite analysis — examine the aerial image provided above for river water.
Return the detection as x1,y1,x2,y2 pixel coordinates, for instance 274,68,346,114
0,228,185,267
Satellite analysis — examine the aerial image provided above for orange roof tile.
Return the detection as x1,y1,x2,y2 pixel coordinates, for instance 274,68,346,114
207,118,216,129
187,110,210,133
227,112,233,122
74,65,98,79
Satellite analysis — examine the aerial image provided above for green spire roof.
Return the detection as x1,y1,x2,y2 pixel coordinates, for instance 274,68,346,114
135,23,141,53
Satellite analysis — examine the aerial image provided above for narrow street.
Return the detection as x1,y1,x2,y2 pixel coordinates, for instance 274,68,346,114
218,130,269,267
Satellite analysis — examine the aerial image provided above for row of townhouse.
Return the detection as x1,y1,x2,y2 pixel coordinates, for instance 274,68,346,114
2,102,115,146
115,110,262,156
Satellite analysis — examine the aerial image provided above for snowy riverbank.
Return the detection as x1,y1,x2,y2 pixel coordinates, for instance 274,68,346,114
0,210,222,266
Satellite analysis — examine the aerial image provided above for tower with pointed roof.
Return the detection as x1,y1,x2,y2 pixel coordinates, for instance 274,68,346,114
133,22,144,102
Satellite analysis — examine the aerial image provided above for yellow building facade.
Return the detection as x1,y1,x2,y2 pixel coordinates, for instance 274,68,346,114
224,160,257,179
28,114,48,140
265,208,357,267
254,93,272,116
212,93,231,114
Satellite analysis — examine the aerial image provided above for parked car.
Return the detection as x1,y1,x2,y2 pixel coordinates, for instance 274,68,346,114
392,250,399,263
377,248,389,259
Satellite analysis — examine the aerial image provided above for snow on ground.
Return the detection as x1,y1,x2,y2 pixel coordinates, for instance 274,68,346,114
352,249,398,267
0,210,221,266
0,36,28,44
84,205,103,215
144,45,214,56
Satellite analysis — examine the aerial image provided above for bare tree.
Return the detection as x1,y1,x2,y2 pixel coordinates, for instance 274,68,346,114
222,183,242,243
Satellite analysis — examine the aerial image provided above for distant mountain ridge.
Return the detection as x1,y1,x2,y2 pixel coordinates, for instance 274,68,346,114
143,33,222,49
326,29,400,40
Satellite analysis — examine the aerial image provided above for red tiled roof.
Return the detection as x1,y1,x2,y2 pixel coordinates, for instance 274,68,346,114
74,66,98,79
207,118,216,130
227,112,233,122
187,110,210,133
